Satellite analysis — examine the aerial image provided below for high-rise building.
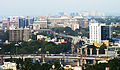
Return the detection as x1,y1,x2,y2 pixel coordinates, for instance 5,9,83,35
0,21,2,29
47,16,81,30
89,21,111,43
23,28,31,41
19,17,34,28
2,20,9,30
9,28,31,42
9,28,23,42
101,26,111,40
58,12,65,16
33,16,47,30
9,20,18,29
19,18,25,28
70,12,79,17
33,21,47,30
25,16,34,27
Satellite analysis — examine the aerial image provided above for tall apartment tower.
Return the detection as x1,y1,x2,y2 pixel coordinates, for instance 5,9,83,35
89,21,111,43
23,28,31,41
9,28,23,42
19,17,34,28
9,28,31,42
19,18,25,28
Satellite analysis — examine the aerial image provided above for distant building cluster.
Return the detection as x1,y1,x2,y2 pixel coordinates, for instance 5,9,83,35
0,15,90,42
0,15,89,30
0,12,111,44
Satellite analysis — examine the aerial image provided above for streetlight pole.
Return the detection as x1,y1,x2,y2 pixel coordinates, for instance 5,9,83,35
0,47,3,65
52,65,55,70
15,44,19,56
0,47,1,53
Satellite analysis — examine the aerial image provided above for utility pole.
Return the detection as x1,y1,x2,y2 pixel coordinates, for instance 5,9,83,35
0,54,3,65
72,43,75,54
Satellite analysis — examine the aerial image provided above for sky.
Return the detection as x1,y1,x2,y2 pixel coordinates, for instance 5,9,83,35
0,0,120,16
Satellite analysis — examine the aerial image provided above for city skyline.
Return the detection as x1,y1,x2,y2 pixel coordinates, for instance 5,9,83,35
0,0,120,16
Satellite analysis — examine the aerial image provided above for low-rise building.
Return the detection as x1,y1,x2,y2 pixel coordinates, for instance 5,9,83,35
73,66,82,70
1,62,17,70
37,35,47,40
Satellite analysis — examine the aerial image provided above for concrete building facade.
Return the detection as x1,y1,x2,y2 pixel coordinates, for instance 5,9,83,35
9,28,31,42
89,21,111,43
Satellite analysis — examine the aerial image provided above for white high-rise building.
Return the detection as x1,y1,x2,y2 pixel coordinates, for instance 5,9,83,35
89,20,111,43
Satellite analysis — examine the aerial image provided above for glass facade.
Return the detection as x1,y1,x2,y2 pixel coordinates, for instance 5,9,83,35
101,26,110,40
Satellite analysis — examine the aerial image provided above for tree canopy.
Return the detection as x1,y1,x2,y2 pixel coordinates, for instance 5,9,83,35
0,40,71,54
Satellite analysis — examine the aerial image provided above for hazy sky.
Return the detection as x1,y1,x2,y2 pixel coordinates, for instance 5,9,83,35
0,0,120,16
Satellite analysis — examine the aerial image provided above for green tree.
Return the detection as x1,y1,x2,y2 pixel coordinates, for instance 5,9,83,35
108,59,120,70
99,44,107,54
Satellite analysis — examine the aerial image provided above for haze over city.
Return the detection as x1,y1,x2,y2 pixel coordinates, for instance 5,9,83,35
0,0,120,16
0,0,120,70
